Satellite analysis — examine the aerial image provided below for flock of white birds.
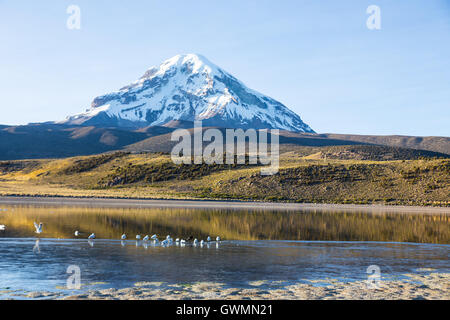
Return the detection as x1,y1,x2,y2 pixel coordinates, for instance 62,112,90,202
85,232,221,246
24,221,221,247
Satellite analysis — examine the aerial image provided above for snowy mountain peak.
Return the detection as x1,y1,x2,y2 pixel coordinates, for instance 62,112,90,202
65,54,314,133
137,54,217,82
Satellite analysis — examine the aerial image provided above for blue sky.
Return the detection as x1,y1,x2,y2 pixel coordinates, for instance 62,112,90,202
0,0,449,136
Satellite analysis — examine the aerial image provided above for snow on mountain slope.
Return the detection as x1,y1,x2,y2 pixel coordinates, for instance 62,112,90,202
65,54,314,133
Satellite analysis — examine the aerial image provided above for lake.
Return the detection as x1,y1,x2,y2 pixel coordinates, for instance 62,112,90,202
0,204,448,299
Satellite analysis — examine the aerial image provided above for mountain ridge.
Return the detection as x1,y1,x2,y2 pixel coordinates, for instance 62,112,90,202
0,123,449,160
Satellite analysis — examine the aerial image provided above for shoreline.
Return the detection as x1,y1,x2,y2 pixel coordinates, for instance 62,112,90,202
0,195,449,214
3,272,448,300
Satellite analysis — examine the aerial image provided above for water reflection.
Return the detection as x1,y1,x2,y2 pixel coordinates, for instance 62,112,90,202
33,239,40,253
0,205,448,244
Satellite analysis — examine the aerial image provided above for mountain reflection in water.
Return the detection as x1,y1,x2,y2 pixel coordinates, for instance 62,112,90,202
0,205,448,244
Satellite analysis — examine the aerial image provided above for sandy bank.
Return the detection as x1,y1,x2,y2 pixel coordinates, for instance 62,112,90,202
2,272,448,300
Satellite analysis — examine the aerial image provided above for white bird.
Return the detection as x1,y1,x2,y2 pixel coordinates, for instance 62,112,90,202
121,234,127,240
136,235,141,240
88,233,96,239
151,234,158,240
143,235,149,241
207,236,211,242
161,239,168,246
74,231,80,236
200,240,205,246
193,238,199,245
0,225,6,231
34,222,43,234
180,239,186,245
216,236,221,242
175,238,180,243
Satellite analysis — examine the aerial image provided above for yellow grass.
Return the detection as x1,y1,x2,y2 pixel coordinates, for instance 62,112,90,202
0,153,449,206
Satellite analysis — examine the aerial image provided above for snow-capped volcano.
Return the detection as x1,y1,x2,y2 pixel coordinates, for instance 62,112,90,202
65,54,314,132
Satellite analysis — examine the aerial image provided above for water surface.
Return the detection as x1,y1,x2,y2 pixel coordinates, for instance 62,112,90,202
0,238,448,298
0,205,448,298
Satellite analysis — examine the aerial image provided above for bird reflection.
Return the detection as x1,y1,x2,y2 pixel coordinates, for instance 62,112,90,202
121,240,126,247
33,239,40,253
88,239,94,247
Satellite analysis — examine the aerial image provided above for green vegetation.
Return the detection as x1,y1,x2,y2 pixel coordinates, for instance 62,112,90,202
312,145,448,161
98,155,259,187
0,160,39,174
60,152,129,174
209,160,449,206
